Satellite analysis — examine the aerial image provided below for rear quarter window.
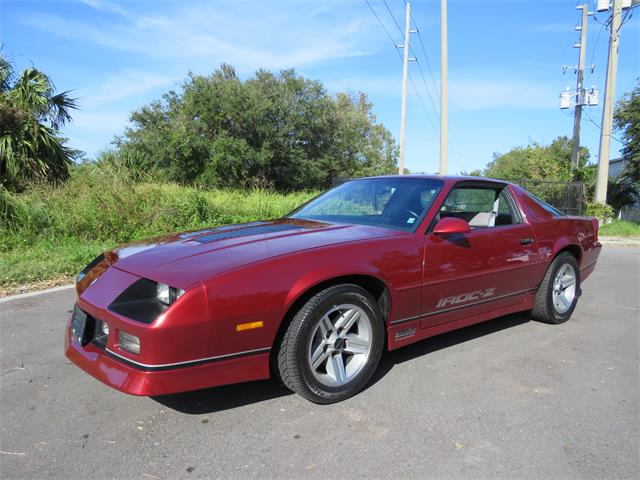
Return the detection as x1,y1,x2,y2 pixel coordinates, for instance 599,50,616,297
528,193,566,217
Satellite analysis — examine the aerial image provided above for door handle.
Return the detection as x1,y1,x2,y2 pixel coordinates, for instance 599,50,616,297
520,237,535,245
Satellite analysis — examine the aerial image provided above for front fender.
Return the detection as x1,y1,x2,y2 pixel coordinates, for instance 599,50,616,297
283,265,392,314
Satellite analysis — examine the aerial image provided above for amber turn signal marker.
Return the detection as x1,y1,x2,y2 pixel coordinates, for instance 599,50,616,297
236,321,264,332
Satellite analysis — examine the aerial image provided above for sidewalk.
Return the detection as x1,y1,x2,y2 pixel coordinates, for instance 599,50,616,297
599,236,640,247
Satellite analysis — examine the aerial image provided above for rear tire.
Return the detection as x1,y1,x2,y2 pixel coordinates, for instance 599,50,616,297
277,284,384,404
531,252,580,324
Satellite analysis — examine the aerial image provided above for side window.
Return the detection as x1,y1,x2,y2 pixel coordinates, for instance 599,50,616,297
420,188,439,208
440,186,518,228
443,188,494,213
495,191,517,226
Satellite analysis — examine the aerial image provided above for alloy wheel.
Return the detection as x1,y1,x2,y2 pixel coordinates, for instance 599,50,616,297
552,263,577,314
307,304,373,387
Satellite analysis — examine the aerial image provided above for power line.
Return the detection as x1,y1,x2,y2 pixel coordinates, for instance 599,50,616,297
414,29,440,99
618,4,634,31
408,73,440,138
584,20,606,86
380,1,439,115
405,1,466,173
412,57,439,120
382,0,405,37
366,0,464,172
404,0,439,100
365,1,439,138
364,0,402,59
586,109,626,145
384,2,440,117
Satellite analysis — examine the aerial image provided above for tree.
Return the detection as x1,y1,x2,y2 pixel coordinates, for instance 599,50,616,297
0,55,79,191
484,136,589,182
607,174,638,213
115,65,398,191
612,80,640,208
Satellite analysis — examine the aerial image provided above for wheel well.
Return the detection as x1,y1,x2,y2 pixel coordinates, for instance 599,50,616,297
557,244,581,263
269,275,390,377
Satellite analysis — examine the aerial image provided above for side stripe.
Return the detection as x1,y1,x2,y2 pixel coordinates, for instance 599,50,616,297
103,347,271,371
390,288,535,326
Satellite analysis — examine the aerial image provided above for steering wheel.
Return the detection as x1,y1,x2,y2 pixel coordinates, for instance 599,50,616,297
388,208,420,222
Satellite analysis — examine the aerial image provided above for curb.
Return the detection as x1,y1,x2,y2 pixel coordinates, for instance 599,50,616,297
600,236,640,247
0,284,75,304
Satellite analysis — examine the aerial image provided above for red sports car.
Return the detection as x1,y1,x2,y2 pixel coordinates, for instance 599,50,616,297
66,176,601,403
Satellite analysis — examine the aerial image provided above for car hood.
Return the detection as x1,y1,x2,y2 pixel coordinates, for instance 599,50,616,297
106,218,405,289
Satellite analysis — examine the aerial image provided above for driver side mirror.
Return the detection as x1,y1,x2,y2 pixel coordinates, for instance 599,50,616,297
433,217,471,235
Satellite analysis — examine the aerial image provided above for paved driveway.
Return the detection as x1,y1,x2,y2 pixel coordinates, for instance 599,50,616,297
1,247,638,479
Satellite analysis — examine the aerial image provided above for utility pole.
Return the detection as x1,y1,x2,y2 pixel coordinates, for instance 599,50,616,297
398,1,416,175
595,0,622,204
439,0,448,176
570,4,589,169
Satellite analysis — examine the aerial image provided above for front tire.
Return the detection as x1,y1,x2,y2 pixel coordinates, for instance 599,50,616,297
531,252,580,324
277,284,384,404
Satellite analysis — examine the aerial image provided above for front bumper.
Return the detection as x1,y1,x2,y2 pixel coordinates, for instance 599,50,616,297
64,323,271,396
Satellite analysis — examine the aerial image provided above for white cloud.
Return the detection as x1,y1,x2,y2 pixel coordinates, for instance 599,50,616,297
449,76,557,111
324,72,559,113
63,110,130,157
33,0,382,157
24,1,377,71
323,75,400,96
61,70,175,156
79,0,127,17
69,110,128,133
75,70,175,108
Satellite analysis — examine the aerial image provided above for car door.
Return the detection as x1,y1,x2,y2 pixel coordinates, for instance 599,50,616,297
420,182,543,329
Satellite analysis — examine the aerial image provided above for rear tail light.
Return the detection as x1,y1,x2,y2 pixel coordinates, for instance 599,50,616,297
591,218,599,242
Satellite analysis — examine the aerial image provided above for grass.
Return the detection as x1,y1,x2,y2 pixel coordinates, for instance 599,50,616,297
3,164,638,293
599,220,640,238
0,165,316,291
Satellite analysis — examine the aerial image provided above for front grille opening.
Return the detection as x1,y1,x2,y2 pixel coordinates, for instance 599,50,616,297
72,305,108,349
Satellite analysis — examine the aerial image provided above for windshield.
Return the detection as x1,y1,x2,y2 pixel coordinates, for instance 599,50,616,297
289,177,444,231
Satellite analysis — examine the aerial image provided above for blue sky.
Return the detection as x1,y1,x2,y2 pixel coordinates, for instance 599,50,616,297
1,0,638,174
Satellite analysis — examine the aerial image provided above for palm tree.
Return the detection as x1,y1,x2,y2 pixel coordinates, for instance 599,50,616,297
0,55,79,191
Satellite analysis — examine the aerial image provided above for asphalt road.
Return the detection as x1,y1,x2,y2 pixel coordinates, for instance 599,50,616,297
1,247,638,480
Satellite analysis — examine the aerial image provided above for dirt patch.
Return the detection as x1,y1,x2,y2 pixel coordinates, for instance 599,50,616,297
0,275,74,298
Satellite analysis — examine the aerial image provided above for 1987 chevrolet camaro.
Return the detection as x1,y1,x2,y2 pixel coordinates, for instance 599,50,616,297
66,176,601,403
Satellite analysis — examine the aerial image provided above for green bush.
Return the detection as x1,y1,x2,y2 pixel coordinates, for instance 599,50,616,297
585,202,614,222
0,186,19,227
0,164,316,287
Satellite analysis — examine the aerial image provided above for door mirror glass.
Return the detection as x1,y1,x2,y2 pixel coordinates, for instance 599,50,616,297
433,217,471,235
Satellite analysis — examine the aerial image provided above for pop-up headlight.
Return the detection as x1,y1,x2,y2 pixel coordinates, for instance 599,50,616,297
157,283,184,305
108,279,185,324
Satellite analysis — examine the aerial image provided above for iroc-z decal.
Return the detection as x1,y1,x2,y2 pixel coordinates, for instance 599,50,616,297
436,287,496,308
